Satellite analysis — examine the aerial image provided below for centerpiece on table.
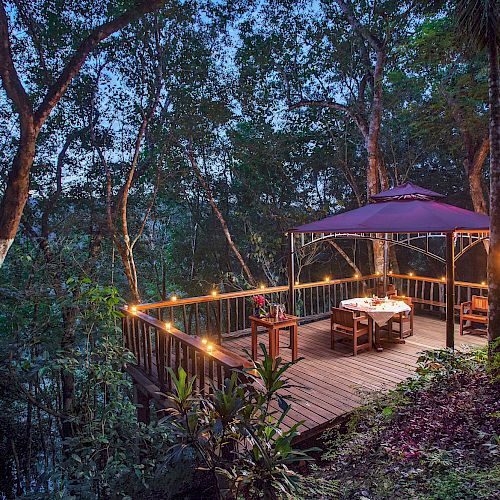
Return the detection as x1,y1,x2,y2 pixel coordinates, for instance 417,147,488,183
251,295,287,320
251,294,267,318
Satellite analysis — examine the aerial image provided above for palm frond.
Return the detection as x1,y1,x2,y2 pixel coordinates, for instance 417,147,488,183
455,0,500,50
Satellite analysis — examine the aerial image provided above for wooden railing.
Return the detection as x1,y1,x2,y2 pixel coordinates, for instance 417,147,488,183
121,273,487,393
390,273,487,313
121,308,249,394
134,274,380,342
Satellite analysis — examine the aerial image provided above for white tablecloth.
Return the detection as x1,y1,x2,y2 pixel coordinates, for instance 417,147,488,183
340,297,411,327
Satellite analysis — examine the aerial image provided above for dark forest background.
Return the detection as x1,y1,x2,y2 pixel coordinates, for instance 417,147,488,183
0,0,493,497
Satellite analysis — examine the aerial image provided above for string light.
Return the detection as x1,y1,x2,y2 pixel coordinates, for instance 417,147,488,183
165,321,172,332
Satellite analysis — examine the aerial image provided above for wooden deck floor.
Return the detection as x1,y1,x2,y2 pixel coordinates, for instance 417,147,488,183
222,315,487,442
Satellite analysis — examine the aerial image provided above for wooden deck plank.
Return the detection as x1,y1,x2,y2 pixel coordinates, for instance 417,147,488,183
222,314,487,442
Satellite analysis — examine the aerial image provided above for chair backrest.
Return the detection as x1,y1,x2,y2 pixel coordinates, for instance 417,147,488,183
393,295,412,306
368,283,396,297
472,295,488,312
331,307,354,328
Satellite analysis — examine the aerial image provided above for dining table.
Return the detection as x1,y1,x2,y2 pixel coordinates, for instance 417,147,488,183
340,297,412,350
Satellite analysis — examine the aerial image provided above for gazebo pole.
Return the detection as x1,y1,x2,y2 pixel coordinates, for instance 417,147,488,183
445,232,455,349
288,232,295,315
383,234,388,295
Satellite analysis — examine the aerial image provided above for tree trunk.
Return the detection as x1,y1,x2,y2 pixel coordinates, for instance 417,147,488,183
0,122,37,266
366,51,386,274
328,241,362,275
187,149,256,286
487,33,500,357
61,306,78,439
468,136,489,215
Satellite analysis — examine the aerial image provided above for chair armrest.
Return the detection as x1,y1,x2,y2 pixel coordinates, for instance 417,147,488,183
354,314,368,324
460,301,472,314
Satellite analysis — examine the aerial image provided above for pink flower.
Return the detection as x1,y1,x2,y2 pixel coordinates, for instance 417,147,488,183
252,295,265,307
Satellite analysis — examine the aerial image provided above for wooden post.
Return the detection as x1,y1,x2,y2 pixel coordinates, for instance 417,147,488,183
288,232,295,315
446,232,455,349
134,384,150,424
383,234,388,295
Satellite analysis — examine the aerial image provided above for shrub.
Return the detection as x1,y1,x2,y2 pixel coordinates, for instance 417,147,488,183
162,343,317,499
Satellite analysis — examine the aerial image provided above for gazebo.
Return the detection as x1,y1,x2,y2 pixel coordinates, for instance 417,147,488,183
288,183,490,348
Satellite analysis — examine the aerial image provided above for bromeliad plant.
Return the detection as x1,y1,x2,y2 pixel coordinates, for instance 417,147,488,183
162,344,315,499
251,294,268,318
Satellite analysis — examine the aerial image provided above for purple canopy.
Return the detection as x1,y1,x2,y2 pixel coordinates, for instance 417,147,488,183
291,182,489,234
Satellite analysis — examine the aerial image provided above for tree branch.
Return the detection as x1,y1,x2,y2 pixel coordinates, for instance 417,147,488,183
334,0,384,52
33,0,166,129
0,1,33,119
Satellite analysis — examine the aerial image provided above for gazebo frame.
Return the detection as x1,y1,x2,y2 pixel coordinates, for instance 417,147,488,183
287,230,489,349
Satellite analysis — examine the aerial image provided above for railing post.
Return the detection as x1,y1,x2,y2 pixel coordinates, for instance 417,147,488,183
288,232,295,315
446,232,455,349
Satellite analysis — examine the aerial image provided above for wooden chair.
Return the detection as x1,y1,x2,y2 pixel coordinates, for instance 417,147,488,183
331,307,372,356
390,295,414,338
460,295,488,335
375,295,414,340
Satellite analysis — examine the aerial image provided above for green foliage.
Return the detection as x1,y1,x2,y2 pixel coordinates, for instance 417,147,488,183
162,345,316,499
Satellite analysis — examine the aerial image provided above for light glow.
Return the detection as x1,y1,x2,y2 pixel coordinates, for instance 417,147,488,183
165,322,172,331
207,343,213,353
201,337,208,345
171,295,177,301
211,290,217,296
130,305,137,315
260,284,266,290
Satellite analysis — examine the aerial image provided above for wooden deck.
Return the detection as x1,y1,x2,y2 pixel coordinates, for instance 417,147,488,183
222,315,487,442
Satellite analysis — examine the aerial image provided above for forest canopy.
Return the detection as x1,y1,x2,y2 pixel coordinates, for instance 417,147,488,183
0,0,498,498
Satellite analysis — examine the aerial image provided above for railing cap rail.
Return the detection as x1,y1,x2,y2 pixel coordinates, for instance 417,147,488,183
122,308,249,370
135,274,379,310
390,273,487,288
